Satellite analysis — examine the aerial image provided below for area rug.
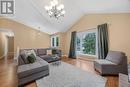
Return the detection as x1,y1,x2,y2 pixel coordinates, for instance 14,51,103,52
36,61,107,87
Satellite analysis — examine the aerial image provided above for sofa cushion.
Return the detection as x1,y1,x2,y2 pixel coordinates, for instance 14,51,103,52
94,59,116,65
37,49,47,55
17,57,49,79
106,51,125,64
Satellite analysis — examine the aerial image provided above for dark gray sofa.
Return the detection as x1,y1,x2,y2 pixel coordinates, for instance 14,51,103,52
94,51,128,75
17,55,49,86
17,48,61,86
37,48,61,63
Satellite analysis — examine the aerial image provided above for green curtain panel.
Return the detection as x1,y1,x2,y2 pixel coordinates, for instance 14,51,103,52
69,31,77,59
98,23,109,59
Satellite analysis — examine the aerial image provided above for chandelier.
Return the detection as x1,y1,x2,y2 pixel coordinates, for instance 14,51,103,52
44,0,65,19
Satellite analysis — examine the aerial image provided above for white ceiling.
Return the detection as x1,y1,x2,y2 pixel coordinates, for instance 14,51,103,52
3,0,130,34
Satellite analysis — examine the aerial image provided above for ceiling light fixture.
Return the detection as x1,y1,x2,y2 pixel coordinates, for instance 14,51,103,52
44,0,65,19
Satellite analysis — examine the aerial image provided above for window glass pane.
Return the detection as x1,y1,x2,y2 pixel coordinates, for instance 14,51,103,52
76,30,97,56
76,36,80,51
82,33,96,55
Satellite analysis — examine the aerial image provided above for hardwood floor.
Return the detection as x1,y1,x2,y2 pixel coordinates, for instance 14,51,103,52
0,56,118,87
0,55,18,87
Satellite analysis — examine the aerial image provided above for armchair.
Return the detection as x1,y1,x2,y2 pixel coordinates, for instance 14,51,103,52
94,51,128,75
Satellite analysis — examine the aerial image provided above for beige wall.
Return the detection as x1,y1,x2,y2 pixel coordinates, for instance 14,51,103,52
64,13,130,60
0,18,50,52
1,14,130,60
8,37,14,53
0,32,4,58
0,32,8,59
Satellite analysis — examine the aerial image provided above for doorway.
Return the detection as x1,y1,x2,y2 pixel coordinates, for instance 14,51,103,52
0,29,14,59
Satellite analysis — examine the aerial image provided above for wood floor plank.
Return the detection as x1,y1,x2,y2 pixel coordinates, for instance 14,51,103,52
0,56,118,87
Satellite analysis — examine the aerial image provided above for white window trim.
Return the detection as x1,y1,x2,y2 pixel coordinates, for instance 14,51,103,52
76,28,98,58
51,35,60,48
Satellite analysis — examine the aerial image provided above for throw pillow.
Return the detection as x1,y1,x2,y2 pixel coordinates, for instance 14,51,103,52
47,50,52,55
20,50,30,64
25,50,37,57
21,50,37,64
27,53,36,63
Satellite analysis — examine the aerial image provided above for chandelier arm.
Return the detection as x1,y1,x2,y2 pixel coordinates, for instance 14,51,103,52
45,0,65,19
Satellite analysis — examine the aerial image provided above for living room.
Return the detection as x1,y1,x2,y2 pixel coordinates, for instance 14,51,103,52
0,0,130,87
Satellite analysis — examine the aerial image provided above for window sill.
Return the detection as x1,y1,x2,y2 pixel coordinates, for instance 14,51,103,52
77,53,97,58
51,46,59,48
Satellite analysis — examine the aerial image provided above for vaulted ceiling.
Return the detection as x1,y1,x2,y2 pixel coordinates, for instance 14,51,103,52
3,0,130,34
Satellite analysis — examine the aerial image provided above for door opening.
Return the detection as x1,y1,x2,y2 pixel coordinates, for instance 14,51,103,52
0,29,14,59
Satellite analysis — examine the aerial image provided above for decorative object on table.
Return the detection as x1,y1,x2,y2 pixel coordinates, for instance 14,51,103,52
44,0,65,19
51,61,61,66
36,62,107,87
51,54,60,62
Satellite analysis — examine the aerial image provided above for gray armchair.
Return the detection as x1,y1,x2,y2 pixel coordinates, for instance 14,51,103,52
94,51,128,75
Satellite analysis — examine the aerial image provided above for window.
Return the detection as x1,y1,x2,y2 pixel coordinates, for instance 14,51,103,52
51,36,59,47
76,29,98,57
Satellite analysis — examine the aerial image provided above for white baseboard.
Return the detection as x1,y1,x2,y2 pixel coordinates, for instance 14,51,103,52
0,55,6,59
8,52,15,55
62,55,68,57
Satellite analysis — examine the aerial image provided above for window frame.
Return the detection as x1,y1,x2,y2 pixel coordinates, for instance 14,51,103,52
76,29,98,57
51,35,60,48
